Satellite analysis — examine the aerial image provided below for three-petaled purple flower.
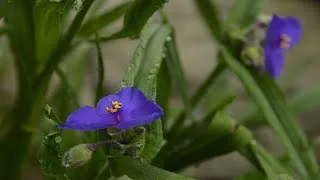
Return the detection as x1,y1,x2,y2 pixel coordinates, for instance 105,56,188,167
264,14,302,78
58,87,164,131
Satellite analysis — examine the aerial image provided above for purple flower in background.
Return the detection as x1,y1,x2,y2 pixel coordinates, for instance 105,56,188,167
59,87,163,131
264,14,302,78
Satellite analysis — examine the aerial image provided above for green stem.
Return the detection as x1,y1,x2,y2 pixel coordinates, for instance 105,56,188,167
166,63,226,138
94,33,105,104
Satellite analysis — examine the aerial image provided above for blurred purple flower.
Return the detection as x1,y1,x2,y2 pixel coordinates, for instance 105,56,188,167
264,14,302,78
58,87,163,131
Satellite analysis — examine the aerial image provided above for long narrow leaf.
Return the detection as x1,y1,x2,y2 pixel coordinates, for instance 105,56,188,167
239,140,293,179
193,0,222,42
78,2,131,37
110,156,193,180
164,30,189,110
100,0,167,41
221,47,314,179
121,23,172,162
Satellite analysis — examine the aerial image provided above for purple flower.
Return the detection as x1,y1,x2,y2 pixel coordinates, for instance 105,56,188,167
264,14,302,78
58,87,164,131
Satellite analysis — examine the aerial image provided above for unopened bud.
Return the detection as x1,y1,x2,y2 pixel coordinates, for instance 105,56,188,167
62,144,92,168
242,46,262,63
258,14,272,27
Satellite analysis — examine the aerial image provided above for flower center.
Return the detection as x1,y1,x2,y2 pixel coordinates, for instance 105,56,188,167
106,101,122,113
280,34,291,49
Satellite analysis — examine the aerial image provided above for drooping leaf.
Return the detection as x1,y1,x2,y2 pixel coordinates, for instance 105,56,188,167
221,47,319,179
110,156,193,180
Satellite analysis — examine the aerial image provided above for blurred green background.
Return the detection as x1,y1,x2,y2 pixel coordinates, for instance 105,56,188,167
1,0,320,179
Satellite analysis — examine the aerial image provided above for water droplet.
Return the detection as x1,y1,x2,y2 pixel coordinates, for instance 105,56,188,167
154,63,161,68
55,136,62,143
73,0,83,11
121,81,128,88
150,68,157,74
166,36,172,42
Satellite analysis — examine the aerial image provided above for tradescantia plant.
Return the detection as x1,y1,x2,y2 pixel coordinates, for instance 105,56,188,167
0,0,319,180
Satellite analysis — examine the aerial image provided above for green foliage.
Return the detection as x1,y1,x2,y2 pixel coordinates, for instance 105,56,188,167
1,0,320,180
110,156,193,180
38,105,66,179
101,0,168,40
121,22,172,162
154,111,251,171
78,2,131,37
224,0,264,31
221,47,319,179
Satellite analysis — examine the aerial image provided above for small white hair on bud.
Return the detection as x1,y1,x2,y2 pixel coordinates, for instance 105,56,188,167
62,144,92,168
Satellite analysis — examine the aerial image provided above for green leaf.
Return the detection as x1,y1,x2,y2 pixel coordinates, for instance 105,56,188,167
239,140,293,179
193,0,222,42
38,105,66,179
78,2,131,37
251,72,319,179
110,156,193,180
102,0,168,40
164,30,190,110
156,111,252,171
121,23,172,162
221,47,318,179
241,85,320,128
109,175,133,180
237,170,264,180
156,61,171,129
121,23,160,87
33,0,73,70
224,0,264,30
0,0,9,19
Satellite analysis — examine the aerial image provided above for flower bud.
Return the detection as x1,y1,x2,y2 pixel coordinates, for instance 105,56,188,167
242,46,262,63
62,144,92,168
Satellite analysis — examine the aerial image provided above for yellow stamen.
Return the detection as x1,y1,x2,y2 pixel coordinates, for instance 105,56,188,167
280,34,291,49
106,101,122,113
